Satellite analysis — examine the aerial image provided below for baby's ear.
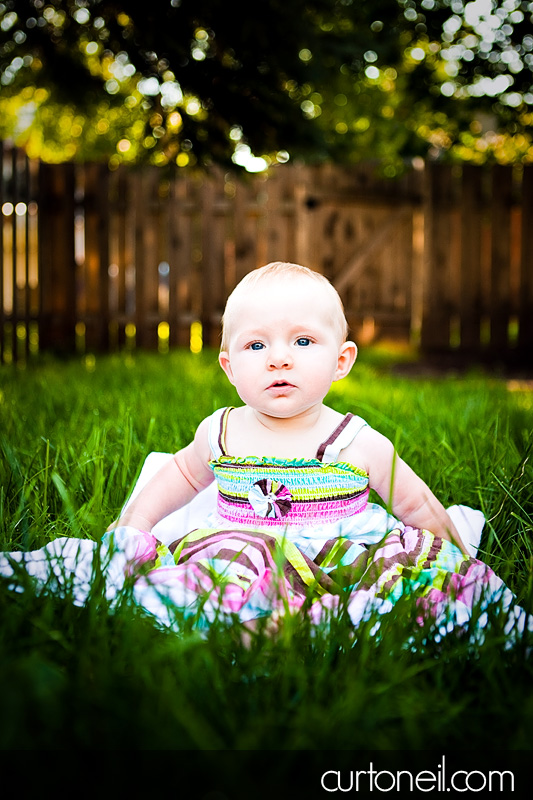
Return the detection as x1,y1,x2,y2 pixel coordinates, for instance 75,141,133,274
335,341,357,381
218,351,235,384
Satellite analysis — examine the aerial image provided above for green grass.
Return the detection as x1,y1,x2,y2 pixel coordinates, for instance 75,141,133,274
0,347,532,752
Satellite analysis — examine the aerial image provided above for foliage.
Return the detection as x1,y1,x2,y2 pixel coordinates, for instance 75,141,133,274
1,1,532,171
0,348,532,753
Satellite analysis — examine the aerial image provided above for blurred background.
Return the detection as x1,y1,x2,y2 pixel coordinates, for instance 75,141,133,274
1,0,532,368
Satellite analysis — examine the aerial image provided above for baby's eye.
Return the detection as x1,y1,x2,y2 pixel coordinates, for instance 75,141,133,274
296,337,311,346
249,342,265,351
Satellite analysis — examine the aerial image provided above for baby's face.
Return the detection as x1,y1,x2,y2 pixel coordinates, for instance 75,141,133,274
219,278,349,420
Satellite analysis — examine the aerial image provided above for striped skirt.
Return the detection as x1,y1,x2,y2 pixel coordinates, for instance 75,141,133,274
124,525,527,638
1,524,528,640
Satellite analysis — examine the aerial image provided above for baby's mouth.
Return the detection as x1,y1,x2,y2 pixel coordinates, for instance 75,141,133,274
267,380,295,390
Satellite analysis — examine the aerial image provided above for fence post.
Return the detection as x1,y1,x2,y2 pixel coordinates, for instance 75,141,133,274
201,174,226,348
133,169,161,349
459,164,484,352
38,162,76,354
0,142,4,363
489,165,513,353
82,163,110,351
168,173,195,348
420,164,456,352
518,166,533,355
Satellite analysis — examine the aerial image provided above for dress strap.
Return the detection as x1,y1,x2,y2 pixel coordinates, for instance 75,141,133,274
316,413,368,463
208,407,234,459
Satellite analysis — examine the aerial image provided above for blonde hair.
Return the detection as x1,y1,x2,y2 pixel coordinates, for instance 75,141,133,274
220,262,349,351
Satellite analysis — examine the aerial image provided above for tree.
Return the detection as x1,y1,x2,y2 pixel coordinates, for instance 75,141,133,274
1,0,532,171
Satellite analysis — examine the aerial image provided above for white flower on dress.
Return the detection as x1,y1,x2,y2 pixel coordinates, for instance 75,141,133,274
248,479,292,519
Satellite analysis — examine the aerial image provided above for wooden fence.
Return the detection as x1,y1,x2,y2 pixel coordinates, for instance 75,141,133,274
1,140,532,364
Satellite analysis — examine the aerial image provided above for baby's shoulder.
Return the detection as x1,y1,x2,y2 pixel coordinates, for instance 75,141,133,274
202,405,238,432
339,422,394,474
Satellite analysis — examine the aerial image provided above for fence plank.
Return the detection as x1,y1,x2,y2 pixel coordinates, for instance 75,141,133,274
133,170,160,349
168,174,195,347
292,166,312,268
517,167,532,355
490,165,513,352
10,147,18,357
107,167,131,346
421,164,456,352
82,163,110,351
264,166,299,267
233,176,262,282
0,146,39,363
459,165,483,351
201,176,227,347
382,205,413,340
23,155,31,359
38,162,76,354
0,142,4,363
518,167,533,354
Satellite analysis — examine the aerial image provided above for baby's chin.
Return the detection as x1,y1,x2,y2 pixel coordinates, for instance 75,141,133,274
249,401,326,422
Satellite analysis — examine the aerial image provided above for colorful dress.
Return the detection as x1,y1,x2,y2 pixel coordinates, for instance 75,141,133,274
114,408,529,639
204,406,397,546
0,408,529,641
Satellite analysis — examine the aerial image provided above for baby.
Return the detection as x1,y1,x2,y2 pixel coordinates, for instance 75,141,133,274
118,261,468,556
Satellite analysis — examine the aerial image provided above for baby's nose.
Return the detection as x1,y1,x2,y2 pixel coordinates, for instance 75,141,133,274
268,343,293,368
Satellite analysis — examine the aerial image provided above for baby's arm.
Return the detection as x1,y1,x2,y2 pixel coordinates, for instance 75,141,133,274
115,417,214,533
349,427,469,555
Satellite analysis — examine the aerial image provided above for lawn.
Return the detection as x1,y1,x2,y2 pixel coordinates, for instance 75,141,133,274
0,347,532,756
